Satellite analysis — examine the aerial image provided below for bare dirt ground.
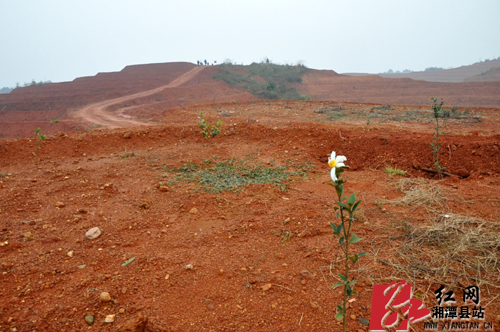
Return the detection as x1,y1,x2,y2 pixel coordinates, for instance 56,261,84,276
1,98,500,331
71,67,207,129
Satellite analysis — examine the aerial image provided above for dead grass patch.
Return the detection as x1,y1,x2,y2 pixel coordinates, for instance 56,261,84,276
372,213,500,287
389,178,445,206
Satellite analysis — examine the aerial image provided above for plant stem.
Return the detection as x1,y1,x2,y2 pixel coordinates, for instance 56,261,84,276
337,187,348,332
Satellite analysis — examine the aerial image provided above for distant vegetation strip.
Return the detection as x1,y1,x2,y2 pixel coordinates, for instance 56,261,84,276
212,62,310,100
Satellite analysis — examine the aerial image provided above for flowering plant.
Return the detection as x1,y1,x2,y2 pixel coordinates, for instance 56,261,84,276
327,151,365,331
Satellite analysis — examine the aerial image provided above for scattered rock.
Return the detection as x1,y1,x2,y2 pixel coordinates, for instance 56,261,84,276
358,317,370,326
67,250,74,258
310,301,320,309
85,315,94,326
123,132,132,139
185,264,194,270
455,168,470,178
351,314,357,320
189,208,198,214
105,314,115,323
100,292,111,302
122,287,127,294
77,208,88,214
261,284,272,291
55,202,65,208
139,201,150,209
159,186,169,192
116,312,147,332
119,308,125,314
86,227,101,240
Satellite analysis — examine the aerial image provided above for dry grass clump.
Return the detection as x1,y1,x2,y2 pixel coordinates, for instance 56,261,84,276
382,214,500,287
390,178,445,206
406,214,500,271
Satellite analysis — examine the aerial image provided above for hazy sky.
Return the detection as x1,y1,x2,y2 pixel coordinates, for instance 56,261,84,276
1,0,499,87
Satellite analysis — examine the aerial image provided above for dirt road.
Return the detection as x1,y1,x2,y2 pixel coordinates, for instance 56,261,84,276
71,66,205,129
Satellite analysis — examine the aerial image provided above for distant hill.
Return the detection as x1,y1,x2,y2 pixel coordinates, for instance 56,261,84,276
0,87,13,94
344,60,500,83
464,66,500,82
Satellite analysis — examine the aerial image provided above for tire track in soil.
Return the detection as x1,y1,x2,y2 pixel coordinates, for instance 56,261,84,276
71,66,205,129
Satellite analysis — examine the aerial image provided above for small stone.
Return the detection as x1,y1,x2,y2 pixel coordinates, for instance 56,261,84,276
104,314,115,323
496,314,500,322
456,168,470,178
77,208,88,214
78,265,86,269
310,301,320,309
123,132,132,139
119,308,125,314
351,314,357,320
189,208,198,214
85,227,101,240
121,287,127,294
56,202,65,208
100,292,111,302
185,264,194,270
159,186,169,192
218,269,224,275
84,315,94,326
31,178,37,182
301,280,307,285
67,250,74,258
261,283,272,291
277,253,285,259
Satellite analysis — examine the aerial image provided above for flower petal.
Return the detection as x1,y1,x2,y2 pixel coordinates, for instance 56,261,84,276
330,167,337,182
336,162,345,168
330,151,336,161
336,155,347,163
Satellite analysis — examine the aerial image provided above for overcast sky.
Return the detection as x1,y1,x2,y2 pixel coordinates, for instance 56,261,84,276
1,0,499,87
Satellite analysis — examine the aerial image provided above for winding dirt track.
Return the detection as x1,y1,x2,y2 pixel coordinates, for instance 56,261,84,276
72,66,205,129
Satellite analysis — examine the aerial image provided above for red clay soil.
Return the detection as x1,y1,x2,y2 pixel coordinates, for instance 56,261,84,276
2,62,500,140
1,100,500,331
299,69,500,107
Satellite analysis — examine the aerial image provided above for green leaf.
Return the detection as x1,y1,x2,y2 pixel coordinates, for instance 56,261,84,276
332,282,344,288
335,312,344,321
346,285,352,296
348,193,356,206
326,182,335,187
349,254,358,264
121,257,135,266
352,200,361,212
336,202,349,210
339,237,345,245
338,274,347,282
349,234,363,244
358,252,367,258
336,304,343,312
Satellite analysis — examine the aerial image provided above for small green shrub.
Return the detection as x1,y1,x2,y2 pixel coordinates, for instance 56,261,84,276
197,111,222,138
385,167,407,177
168,158,314,193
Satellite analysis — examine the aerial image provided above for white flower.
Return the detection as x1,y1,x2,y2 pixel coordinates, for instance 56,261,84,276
328,151,347,182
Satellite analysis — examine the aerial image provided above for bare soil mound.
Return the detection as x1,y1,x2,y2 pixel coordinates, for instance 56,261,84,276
1,61,500,141
345,59,500,82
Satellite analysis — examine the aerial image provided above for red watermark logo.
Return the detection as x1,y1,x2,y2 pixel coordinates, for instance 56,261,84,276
370,280,431,331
